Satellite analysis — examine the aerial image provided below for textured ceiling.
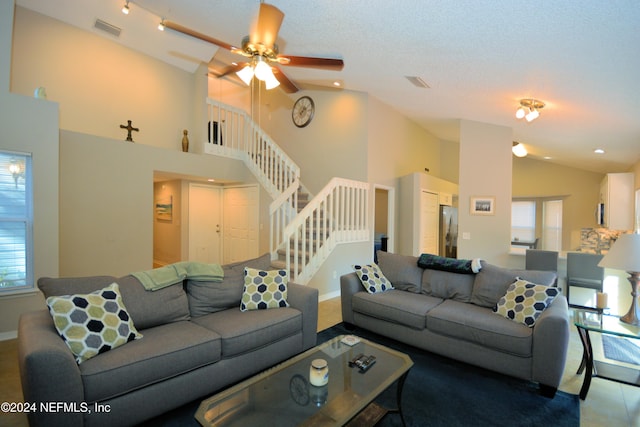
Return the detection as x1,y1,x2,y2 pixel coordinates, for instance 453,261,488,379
16,0,640,174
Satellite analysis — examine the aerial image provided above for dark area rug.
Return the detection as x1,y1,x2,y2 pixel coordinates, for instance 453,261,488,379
318,323,579,427
602,334,640,365
139,323,579,426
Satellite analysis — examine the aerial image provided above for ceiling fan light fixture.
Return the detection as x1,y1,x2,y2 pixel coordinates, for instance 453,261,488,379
264,72,280,90
515,107,526,119
236,65,255,86
253,57,273,81
157,19,165,31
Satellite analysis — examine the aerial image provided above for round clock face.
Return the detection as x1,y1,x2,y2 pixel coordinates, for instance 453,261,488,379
289,374,310,406
292,96,315,128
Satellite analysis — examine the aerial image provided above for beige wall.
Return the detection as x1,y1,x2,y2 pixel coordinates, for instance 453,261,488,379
458,120,513,266
0,1,59,336
11,7,198,150
513,156,604,250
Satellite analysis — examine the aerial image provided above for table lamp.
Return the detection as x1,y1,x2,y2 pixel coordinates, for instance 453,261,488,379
598,232,640,325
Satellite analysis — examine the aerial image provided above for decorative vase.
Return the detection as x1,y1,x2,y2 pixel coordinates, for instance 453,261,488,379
182,129,189,152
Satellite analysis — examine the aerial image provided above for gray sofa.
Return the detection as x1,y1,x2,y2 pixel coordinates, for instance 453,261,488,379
341,251,569,397
18,254,318,427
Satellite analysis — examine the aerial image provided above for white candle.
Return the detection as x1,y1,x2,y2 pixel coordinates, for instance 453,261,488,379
596,292,608,309
309,359,329,386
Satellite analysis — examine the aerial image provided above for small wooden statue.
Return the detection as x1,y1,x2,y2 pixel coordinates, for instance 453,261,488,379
182,129,189,152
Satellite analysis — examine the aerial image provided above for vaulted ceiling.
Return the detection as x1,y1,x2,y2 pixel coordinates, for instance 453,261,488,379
16,0,640,174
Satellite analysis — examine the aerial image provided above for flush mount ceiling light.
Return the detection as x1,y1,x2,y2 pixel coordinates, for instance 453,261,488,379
512,141,527,157
515,98,545,122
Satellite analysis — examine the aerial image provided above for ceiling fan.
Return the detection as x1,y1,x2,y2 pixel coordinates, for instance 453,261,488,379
164,2,344,93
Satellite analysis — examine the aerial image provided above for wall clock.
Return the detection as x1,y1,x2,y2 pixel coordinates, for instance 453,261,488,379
292,96,315,128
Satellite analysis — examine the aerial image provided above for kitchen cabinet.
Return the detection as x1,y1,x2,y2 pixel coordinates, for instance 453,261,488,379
599,172,634,230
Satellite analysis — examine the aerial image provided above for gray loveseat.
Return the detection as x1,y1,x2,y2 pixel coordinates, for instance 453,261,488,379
341,251,569,397
18,254,318,427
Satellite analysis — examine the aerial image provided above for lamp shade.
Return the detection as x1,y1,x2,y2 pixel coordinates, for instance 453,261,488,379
598,233,640,272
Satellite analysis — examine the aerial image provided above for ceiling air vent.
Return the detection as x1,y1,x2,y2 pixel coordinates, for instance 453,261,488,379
405,76,430,89
94,19,122,38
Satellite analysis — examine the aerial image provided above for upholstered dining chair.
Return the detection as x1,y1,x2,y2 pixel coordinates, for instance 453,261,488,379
566,252,604,309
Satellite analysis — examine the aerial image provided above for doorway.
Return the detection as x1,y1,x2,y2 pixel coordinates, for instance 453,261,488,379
189,183,222,263
374,185,395,256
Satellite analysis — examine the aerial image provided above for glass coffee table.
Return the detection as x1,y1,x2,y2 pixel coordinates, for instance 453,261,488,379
195,335,413,426
573,309,640,399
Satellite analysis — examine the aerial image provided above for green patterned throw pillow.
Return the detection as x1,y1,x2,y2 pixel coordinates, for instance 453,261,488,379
354,263,394,294
46,283,142,364
494,279,559,327
240,267,290,311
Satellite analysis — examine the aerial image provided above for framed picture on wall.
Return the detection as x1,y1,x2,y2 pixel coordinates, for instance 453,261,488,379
155,195,173,221
470,196,495,215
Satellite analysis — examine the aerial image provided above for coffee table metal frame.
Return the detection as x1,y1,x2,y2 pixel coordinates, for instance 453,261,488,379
195,334,413,426
573,308,640,400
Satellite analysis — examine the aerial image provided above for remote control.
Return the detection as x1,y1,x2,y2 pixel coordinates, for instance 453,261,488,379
358,355,376,373
349,354,366,368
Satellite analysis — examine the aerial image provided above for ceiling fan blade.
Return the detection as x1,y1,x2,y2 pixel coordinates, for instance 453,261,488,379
272,66,299,93
164,21,237,52
250,3,284,48
278,56,344,71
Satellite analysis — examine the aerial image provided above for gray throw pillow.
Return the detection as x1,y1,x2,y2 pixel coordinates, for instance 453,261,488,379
187,253,272,317
470,261,557,308
376,250,422,293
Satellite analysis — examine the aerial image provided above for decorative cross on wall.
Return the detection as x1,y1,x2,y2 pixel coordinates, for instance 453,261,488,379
119,120,139,142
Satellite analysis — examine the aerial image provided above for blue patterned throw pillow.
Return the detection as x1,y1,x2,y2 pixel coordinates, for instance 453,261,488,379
354,264,394,294
494,279,559,327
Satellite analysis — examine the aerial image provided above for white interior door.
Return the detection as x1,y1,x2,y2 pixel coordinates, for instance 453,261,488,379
420,190,439,255
188,184,221,264
223,185,259,264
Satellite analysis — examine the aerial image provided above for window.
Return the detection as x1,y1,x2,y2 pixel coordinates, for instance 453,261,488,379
0,151,33,294
542,200,563,251
511,201,536,243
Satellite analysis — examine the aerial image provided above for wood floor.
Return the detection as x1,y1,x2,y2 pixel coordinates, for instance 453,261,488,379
1,297,638,426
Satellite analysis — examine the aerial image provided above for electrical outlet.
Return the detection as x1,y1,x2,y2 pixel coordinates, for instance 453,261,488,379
462,232,471,240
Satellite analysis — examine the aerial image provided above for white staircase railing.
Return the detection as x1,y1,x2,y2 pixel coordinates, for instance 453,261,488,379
283,178,370,284
204,99,370,284
205,98,301,256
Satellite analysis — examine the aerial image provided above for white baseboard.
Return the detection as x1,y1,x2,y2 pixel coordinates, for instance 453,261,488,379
319,290,340,302
0,330,17,341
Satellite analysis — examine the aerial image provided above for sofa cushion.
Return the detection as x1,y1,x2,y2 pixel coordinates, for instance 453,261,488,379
46,283,142,364
39,275,190,330
427,299,533,357
376,251,422,293
421,269,475,302
192,307,302,358
354,264,394,293
79,320,221,402
494,279,560,327
240,268,289,311
352,290,442,330
187,253,272,317
470,261,557,308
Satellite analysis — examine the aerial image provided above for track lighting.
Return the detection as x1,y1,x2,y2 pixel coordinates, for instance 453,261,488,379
122,1,130,15
512,142,527,157
515,98,545,122
236,56,280,90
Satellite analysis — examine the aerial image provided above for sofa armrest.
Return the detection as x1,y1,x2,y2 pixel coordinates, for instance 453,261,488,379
531,295,570,388
287,282,319,350
18,310,85,427
340,272,362,325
